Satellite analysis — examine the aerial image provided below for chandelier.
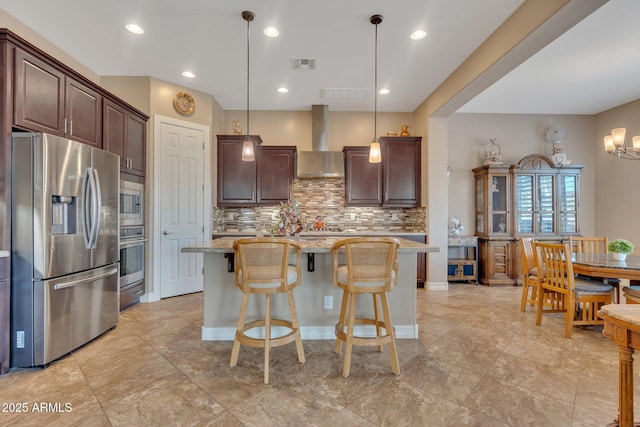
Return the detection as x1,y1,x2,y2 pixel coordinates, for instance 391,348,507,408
604,128,640,160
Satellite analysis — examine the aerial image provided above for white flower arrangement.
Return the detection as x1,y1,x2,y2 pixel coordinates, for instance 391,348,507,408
271,200,307,236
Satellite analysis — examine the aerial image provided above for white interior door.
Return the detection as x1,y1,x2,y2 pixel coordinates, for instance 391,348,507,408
157,119,207,298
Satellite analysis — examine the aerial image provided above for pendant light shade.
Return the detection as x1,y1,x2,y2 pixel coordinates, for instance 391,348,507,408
241,10,255,162
368,14,383,164
369,139,381,163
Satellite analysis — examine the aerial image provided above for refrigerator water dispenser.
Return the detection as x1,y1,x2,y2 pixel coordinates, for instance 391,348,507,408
51,195,77,235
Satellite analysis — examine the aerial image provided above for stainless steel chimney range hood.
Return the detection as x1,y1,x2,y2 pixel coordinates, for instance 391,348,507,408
296,105,344,179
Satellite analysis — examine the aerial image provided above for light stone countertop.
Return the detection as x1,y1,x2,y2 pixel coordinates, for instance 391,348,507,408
213,231,427,238
184,236,438,254
0,250,8,258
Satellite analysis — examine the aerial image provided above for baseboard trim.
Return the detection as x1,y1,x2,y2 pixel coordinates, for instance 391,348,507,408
139,292,160,303
426,281,449,291
201,324,418,341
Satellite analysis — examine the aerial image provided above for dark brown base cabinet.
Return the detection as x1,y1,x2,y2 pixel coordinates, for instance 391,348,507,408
217,135,296,207
399,235,426,286
120,281,145,312
343,136,421,207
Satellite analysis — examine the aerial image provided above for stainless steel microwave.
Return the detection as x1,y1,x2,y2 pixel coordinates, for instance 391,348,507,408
120,180,144,226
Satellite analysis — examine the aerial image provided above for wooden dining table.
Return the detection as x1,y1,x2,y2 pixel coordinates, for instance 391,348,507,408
573,253,640,427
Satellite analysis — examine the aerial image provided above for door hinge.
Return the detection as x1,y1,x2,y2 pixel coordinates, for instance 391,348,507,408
202,267,204,275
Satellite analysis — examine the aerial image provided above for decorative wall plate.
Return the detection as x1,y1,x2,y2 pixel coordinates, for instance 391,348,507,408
173,91,195,115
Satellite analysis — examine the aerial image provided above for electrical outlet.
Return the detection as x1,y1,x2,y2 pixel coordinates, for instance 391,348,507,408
227,212,234,220
350,213,356,221
324,295,333,310
392,213,399,220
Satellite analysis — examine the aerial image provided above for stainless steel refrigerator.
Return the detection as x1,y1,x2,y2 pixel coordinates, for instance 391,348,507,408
11,132,120,367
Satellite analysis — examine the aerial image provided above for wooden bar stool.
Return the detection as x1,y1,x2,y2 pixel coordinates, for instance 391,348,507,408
331,237,400,377
230,237,305,384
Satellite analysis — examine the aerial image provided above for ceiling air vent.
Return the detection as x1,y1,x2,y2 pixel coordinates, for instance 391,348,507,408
291,58,316,71
321,88,368,99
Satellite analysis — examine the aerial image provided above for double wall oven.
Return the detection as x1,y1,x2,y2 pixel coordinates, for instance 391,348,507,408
120,180,145,310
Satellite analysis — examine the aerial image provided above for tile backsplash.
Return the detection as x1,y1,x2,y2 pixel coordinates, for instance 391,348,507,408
212,178,426,234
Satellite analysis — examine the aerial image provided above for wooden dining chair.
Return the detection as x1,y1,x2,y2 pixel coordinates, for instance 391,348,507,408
568,236,621,302
519,237,539,312
331,237,400,377
535,241,613,338
230,237,306,384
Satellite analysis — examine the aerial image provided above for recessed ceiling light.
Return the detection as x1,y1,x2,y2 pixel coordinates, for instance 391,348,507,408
410,30,427,40
264,27,279,37
126,24,144,35
277,87,289,93
379,89,390,95
182,71,196,78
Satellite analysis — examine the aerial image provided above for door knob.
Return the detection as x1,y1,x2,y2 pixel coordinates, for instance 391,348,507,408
163,230,174,235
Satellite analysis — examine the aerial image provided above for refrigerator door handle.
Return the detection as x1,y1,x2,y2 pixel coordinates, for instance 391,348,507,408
91,168,102,248
82,168,93,249
53,267,118,290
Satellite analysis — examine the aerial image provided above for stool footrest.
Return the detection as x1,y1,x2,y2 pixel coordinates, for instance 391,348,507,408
236,318,300,349
335,318,394,347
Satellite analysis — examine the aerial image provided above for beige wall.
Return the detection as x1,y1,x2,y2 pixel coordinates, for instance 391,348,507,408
447,113,596,236
223,110,413,150
0,9,99,84
100,76,225,295
594,99,640,253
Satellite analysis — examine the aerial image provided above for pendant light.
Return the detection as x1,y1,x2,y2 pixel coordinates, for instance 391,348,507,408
368,14,383,164
241,10,255,162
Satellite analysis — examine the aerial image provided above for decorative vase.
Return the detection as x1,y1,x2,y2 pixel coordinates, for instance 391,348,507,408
612,252,627,261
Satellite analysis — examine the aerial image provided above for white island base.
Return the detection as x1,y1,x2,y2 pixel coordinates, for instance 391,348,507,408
183,237,438,341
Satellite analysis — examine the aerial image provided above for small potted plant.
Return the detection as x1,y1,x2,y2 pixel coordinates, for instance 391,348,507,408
608,239,634,261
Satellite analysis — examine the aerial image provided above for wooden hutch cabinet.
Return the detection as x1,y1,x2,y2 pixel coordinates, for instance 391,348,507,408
343,136,421,207
473,154,582,285
217,135,296,207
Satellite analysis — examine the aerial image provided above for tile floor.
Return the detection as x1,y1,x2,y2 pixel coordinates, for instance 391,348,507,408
0,284,637,426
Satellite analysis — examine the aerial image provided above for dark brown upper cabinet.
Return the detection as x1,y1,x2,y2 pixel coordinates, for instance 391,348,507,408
103,99,146,177
14,49,102,148
217,135,296,207
257,146,296,205
344,136,421,207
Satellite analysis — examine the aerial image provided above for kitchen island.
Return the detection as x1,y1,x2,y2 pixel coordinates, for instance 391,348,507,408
182,236,438,341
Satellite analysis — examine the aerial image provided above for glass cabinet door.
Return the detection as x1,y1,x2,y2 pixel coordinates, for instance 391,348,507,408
515,175,533,234
475,176,485,234
514,173,556,235
490,175,508,234
559,174,578,234
537,175,555,235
